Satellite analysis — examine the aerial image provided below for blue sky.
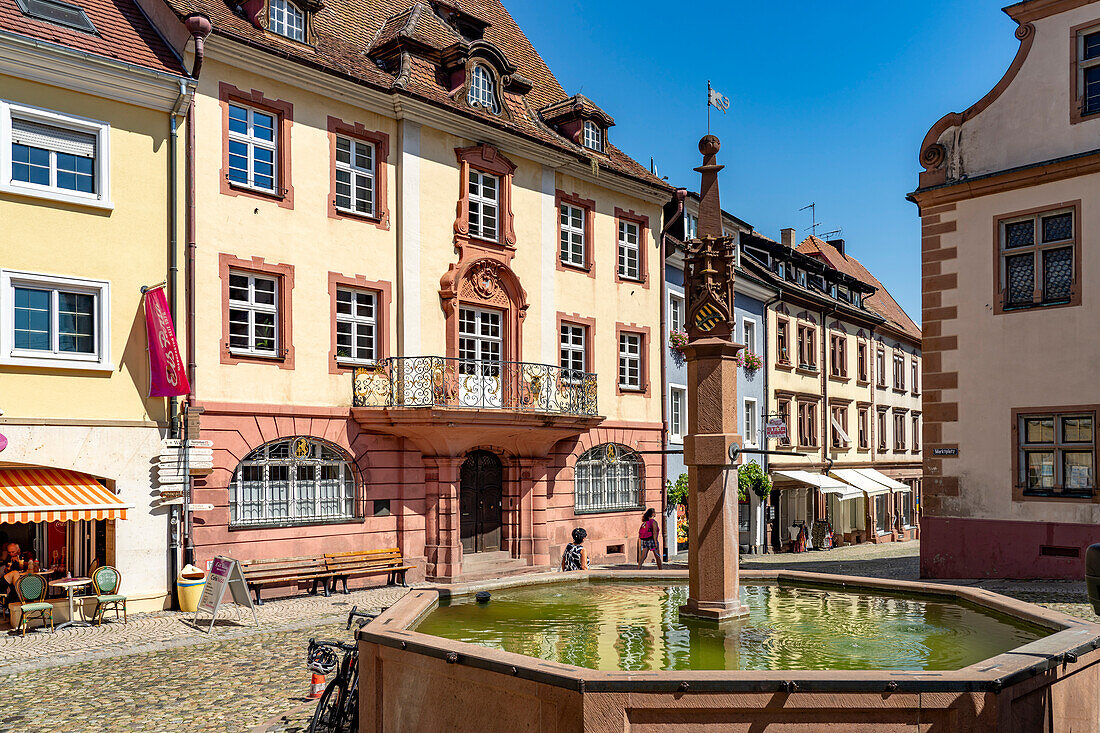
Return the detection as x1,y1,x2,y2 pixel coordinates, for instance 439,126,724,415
508,0,1023,322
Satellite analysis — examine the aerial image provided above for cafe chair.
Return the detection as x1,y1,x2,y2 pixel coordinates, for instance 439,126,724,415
90,566,127,625
15,574,54,635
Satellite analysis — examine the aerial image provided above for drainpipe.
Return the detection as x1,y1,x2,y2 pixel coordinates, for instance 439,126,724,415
180,14,211,573
820,303,836,534
658,190,685,561
762,286,782,553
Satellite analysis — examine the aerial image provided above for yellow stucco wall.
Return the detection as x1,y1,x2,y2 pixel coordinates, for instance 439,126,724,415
0,74,180,423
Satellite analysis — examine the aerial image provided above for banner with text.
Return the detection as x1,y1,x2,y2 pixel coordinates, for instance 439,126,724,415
143,287,191,397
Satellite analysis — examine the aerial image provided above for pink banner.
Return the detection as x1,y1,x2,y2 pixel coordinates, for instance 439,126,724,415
144,287,191,397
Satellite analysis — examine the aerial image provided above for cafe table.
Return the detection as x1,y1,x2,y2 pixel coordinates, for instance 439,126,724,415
49,577,92,630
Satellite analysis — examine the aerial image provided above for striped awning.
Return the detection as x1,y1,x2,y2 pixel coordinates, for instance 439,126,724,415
0,469,132,523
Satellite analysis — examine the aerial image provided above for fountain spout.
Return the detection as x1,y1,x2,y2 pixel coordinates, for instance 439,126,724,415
680,135,748,622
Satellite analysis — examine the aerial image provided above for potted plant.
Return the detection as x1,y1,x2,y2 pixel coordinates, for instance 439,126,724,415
669,331,688,366
736,349,763,374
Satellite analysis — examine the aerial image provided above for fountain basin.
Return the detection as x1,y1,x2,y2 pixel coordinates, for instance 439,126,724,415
358,569,1100,732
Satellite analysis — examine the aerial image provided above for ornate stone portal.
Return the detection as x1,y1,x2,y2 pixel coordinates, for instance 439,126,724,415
680,135,748,621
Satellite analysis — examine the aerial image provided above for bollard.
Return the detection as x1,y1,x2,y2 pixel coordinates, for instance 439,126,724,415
1086,544,1100,616
308,672,326,699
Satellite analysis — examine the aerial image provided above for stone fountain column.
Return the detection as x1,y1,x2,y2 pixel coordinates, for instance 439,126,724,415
680,135,749,622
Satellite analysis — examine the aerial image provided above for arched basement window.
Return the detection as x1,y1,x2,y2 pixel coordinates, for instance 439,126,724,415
574,443,643,513
230,437,356,527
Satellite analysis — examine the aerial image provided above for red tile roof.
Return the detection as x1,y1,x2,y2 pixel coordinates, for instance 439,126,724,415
796,236,921,342
159,0,668,190
0,0,185,75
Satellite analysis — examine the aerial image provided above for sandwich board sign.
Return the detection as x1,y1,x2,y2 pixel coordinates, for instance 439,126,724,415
193,555,256,632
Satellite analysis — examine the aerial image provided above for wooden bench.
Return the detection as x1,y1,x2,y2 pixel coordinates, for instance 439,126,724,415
239,556,333,606
325,548,412,594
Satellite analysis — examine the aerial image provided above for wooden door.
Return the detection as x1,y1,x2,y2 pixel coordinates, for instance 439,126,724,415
459,450,503,553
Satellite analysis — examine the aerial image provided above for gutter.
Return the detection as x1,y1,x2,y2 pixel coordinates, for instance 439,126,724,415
761,286,783,553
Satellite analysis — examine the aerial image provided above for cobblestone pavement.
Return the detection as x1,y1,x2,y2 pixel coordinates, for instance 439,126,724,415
0,584,409,675
0,583,410,732
737,540,1098,621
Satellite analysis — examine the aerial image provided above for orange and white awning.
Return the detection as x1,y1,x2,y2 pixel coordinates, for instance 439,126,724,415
0,469,132,523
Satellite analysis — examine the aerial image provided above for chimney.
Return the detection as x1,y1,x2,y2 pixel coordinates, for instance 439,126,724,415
827,238,846,257
781,228,796,248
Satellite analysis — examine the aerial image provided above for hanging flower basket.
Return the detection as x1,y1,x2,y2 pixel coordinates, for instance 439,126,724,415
669,331,688,366
737,349,763,373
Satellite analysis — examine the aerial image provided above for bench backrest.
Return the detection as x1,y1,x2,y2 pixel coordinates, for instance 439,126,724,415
324,548,403,572
240,555,328,579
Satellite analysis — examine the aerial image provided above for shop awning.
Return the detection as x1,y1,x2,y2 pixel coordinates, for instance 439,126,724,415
855,468,911,493
0,469,132,523
831,469,892,497
774,470,862,500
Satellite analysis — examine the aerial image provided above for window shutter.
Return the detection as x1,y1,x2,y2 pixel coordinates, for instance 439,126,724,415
12,119,96,158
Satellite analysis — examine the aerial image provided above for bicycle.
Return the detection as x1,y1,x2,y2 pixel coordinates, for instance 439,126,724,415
307,606,380,733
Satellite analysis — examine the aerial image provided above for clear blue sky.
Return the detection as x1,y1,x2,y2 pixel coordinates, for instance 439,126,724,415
508,0,1022,322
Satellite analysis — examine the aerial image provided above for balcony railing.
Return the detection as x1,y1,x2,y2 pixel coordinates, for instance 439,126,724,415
353,356,598,416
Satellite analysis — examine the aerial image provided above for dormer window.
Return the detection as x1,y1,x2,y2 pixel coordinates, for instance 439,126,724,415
582,120,603,152
269,0,304,41
467,65,500,114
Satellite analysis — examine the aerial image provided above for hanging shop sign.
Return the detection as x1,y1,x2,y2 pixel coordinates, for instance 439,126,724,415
194,555,256,632
143,285,191,398
0,434,7,453
765,417,788,440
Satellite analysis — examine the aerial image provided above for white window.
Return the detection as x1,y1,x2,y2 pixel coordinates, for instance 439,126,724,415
744,397,758,446
467,65,499,114
468,169,499,241
230,438,356,527
685,213,698,240
1078,26,1100,116
334,136,374,216
227,104,277,193
560,323,586,378
582,120,603,151
669,385,687,442
742,317,757,353
559,203,586,267
0,270,111,370
0,101,111,208
335,288,376,365
458,306,502,366
618,332,642,390
228,271,278,356
268,0,304,41
618,220,641,280
574,444,643,513
668,291,685,333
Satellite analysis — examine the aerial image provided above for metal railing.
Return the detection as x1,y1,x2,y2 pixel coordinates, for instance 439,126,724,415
353,356,598,416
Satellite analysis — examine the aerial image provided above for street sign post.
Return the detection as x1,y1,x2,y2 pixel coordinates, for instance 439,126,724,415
193,555,256,632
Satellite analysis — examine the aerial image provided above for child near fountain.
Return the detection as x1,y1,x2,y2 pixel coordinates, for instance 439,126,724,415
560,527,589,571
637,508,663,569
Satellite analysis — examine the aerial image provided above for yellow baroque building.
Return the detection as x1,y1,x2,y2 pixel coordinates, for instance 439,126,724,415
145,0,672,586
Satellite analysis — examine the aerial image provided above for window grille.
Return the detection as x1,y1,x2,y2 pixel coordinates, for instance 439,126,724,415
574,444,643,513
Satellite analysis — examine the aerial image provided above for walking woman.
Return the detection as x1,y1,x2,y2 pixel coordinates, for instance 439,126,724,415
637,508,663,569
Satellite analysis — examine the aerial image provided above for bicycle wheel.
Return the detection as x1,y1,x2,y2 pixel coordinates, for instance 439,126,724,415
309,678,344,733
342,668,358,733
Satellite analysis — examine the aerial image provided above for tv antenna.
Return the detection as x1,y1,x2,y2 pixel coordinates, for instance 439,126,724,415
821,228,843,240
799,202,821,236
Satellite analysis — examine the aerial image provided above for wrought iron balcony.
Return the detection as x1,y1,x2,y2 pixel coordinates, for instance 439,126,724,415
353,357,598,416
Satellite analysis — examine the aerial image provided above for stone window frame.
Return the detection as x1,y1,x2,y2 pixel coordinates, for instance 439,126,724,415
556,312,595,378
1071,19,1100,124
327,272,391,375
830,402,850,450
857,404,871,451
555,190,595,276
775,395,793,448
613,207,649,288
796,397,819,449
893,409,908,452
796,322,817,371
1011,405,1099,503
218,83,294,209
615,322,650,396
856,338,869,383
775,316,791,367
219,253,294,369
829,330,848,379
993,201,1082,315
327,117,390,229
453,144,516,258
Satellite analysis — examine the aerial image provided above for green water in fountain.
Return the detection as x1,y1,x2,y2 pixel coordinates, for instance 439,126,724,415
414,580,1049,671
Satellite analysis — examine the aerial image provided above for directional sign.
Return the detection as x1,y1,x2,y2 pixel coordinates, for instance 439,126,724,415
187,503,214,512
158,497,185,506
157,474,188,485
158,489,185,500
163,439,214,448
